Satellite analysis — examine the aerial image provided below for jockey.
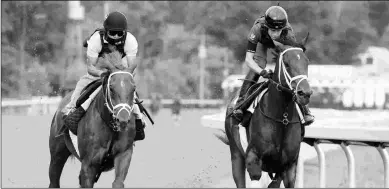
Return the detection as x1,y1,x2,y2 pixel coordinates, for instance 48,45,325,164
232,6,315,126
61,11,146,140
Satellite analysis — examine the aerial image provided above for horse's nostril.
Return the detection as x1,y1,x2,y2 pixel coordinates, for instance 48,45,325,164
297,90,313,97
297,90,305,96
305,90,313,97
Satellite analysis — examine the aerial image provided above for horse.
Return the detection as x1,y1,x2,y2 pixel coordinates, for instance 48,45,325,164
221,34,312,188
49,53,139,188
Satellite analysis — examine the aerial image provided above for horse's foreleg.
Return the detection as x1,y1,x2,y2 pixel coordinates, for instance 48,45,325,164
281,161,297,188
246,148,266,188
79,162,99,188
112,147,134,188
246,148,262,181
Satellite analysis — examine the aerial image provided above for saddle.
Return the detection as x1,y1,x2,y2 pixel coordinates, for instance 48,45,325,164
76,79,103,108
62,78,104,136
234,80,270,114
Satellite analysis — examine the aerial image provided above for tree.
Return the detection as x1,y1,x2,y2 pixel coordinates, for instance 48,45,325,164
368,2,389,40
1,1,68,98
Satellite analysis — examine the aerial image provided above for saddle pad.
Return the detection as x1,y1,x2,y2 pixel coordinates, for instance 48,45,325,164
247,88,268,113
76,79,103,107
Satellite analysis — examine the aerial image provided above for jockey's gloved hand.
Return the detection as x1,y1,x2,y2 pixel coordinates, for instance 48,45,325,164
260,69,273,78
100,71,110,78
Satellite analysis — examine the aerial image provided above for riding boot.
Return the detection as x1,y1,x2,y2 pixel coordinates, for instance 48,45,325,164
134,118,145,141
64,107,86,135
133,101,146,141
61,107,75,120
232,70,260,122
301,105,315,126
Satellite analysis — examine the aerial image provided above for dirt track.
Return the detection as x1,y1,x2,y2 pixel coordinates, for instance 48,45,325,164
2,108,388,188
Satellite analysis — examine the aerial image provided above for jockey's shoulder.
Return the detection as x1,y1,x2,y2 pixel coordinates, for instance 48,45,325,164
89,31,101,41
284,22,293,31
126,31,136,39
253,16,266,26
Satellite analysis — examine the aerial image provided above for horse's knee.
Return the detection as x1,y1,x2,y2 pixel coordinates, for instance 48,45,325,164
79,163,98,187
246,150,262,180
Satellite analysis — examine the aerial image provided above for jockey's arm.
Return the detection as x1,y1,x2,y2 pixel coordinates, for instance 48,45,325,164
124,33,139,73
125,56,137,73
245,52,264,75
246,22,269,76
245,41,267,75
86,56,105,77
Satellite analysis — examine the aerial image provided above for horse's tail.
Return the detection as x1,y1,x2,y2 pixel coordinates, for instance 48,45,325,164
230,122,246,156
217,91,246,156
220,117,246,156
214,129,229,145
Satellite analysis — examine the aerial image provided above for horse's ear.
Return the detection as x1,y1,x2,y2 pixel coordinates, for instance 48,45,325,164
272,40,285,52
125,67,135,77
302,32,310,46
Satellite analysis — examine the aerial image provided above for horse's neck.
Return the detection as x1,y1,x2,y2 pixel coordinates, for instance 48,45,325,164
93,85,106,112
265,81,293,116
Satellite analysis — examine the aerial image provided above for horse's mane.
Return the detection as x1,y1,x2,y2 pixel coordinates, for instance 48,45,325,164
99,50,123,91
103,50,123,69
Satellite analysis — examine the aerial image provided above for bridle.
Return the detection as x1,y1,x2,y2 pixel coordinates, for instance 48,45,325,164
104,71,135,126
